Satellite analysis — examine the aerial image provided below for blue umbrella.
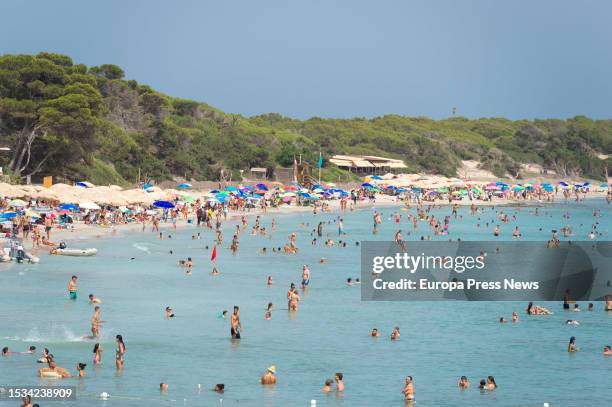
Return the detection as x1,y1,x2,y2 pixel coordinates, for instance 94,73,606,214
177,183,192,189
76,181,94,188
210,189,220,193
153,200,175,209
59,203,79,211
361,183,374,188
225,186,238,191
559,181,569,187
600,183,609,188
371,175,383,180
0,211,17,220
256,183,268,191
142,183,154,189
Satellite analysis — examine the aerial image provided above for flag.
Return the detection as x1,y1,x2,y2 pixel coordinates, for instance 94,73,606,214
317,152,323,168
210,245,217,262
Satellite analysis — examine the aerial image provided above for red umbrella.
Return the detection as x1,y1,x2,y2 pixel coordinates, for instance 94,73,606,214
283,186,298,191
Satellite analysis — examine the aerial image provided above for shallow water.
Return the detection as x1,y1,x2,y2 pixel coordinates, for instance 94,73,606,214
1,200,611,407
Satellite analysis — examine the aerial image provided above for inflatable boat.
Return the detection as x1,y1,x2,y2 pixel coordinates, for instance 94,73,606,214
52,248,98,257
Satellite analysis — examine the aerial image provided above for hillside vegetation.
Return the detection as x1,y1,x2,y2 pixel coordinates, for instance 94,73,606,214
1,52,611,185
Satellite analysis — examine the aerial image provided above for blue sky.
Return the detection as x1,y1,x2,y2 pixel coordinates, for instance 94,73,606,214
2,0,611,119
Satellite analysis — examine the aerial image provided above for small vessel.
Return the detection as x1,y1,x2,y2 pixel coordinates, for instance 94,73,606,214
52,248,98,257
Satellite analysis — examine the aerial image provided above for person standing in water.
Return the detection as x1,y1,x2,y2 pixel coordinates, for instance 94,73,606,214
68,276,78,300
402,376,414,401
115,335,126,369
301,265,310,289
231,306,242,339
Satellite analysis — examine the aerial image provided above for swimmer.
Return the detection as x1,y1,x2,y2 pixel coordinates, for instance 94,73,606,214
512,311,518,323
391,327,400,340
265,302,273,320
566,320,579,325
335,372,344,391
93,343,102,364
165,306,175,318
267,276,273,285
261,366,277,385
485,376,497,390
458,376,469,389
568,336,578,352
322,379,333,393
76,362,86,378
160,382,169,393
211,267,220,276
88,294,102,304
371,328,380,337
604,345,612,356
213,384,225,393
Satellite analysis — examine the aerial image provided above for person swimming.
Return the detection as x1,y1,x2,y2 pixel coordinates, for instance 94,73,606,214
568,336,578,352
165,306,175,318
458,376,469,389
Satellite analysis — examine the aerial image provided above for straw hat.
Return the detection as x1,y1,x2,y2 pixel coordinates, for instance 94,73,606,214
267,366,276,374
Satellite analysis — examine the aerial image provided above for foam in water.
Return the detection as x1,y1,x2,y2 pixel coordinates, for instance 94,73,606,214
4,324,105,343
132,243,151,254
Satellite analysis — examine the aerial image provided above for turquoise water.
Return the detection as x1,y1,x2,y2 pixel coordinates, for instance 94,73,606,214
1,200,611,407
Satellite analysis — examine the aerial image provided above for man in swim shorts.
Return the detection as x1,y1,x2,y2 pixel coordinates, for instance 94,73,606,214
231,306,241,339
301,265,310,289
68,276,78,300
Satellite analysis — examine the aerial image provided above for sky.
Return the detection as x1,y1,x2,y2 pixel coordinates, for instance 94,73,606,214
1,0,611,120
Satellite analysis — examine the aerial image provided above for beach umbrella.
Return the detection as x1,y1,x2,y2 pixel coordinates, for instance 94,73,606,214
142,183,154,189
282,196,293,203
9,199,27,207
181,194,195,203
256,183,268,191
437,187,449,193
153,200,175,209
600,183,609,188
361,182,374,188
283,186,298,191
79,201,101,210
58,209,72,215
76,181,95,188
559,181,569,187
0,211,17,219
59,203,79,211
225,186,238,192
177,183,192,189
371,175,383,180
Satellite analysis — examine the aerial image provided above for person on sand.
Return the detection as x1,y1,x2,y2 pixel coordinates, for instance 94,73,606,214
38,361,71,378
335,372,344,391
402,376,414,400
261,366,277,385
88,294,102,304
68,275,78,300
231,306,242,339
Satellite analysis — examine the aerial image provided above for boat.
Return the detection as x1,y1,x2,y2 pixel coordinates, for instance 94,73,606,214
52,248,98,257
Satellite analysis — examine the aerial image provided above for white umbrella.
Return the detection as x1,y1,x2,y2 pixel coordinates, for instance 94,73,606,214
79,201,101,210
